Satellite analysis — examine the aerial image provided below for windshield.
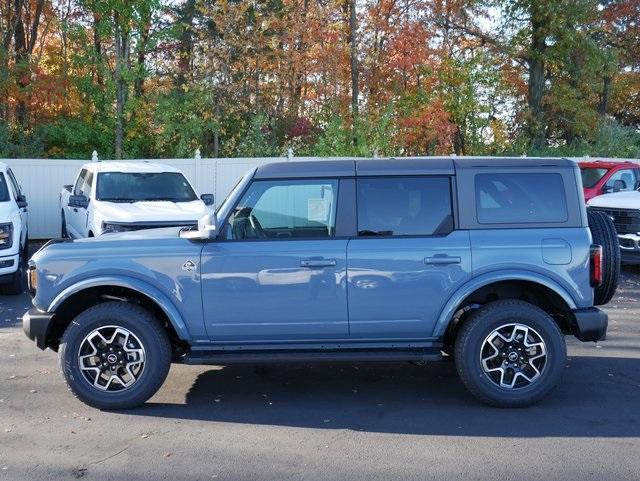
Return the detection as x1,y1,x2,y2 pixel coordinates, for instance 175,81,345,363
216,169,255,218
0,174,9,202
580,167,609,189
96,172,197,202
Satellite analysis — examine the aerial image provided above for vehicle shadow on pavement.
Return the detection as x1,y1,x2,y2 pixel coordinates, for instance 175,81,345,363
130,355,640,437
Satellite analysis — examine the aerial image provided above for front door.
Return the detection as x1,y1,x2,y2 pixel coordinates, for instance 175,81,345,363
347,176,472,340
201,178,348,343
67,169,92,238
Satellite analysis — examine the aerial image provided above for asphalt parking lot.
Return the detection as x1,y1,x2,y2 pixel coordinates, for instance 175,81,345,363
1,268,640,481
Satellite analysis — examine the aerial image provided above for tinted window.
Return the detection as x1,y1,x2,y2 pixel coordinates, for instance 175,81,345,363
228,179,338,239
96,172,197,202
580,167,608,188
475,173,567,224
0,174,9,202
604,168,636,192
357,177,453,236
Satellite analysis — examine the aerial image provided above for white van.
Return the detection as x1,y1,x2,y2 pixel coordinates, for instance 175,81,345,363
0,162,28,294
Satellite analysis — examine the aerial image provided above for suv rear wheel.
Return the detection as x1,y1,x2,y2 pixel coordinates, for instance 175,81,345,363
59,302,171,410
454,300,566,407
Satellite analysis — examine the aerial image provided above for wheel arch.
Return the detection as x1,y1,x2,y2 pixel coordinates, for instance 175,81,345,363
45,276,191,351
436,272,578,343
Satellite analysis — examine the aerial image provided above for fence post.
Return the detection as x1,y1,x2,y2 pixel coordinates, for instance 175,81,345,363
287,147,294,161
194,149,202,193
92,150,99,162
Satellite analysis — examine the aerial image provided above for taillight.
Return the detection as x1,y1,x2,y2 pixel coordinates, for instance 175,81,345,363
590,245,603,287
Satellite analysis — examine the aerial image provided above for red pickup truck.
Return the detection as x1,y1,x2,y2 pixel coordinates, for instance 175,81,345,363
579,160,640,202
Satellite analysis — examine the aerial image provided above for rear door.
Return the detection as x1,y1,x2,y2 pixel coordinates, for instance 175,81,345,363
347,175,471,340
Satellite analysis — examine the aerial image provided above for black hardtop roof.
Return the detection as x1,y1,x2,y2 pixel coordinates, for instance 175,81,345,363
253,156,576,179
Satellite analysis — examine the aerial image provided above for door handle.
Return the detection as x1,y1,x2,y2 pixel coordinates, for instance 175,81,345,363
300,259,337,268
424,256,461,265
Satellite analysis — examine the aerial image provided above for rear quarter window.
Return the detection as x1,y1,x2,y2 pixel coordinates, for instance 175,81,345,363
475,173,568,224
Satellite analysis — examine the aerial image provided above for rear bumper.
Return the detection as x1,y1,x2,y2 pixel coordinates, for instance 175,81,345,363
23,308,55,350
573,307,608,342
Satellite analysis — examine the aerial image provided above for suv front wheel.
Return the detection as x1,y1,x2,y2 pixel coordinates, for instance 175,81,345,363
454,300,566,407
59,302,171,410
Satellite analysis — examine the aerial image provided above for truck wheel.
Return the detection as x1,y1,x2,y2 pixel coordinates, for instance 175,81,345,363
61,211,68,238
454,300,566,407
59,302,171,410
587,209,620,305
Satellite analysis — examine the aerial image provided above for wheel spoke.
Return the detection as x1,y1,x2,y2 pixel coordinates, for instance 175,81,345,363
77,325,146,393
480,322,547,390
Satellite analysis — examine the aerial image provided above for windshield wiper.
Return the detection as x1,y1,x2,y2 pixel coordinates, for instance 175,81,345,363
100,198,137,203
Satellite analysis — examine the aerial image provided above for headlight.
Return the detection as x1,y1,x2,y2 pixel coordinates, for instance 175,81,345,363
102,222,126,233
0,223,13,249
27,266,37,296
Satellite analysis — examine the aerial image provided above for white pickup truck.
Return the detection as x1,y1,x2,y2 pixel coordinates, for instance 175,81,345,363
60,162,214,238
588,190,640,264
0,162,28,294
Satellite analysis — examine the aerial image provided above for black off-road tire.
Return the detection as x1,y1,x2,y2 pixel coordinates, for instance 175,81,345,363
454,300,566,408
587,209,620,305
59,302,172,410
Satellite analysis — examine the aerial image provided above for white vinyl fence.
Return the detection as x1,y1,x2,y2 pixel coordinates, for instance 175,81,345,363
2,153,343,239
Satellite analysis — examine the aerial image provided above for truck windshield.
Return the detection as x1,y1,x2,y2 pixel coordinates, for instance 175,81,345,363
0,174,9,202
96,172,197,202
580,167,608,188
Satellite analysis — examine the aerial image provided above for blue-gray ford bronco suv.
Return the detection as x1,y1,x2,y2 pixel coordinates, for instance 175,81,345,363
23,157,620,409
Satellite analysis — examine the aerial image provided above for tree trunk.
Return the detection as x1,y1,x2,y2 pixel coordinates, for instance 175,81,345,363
134,10,151,97
114,12,129,159
527,3,547,151
598,75,611,117
346,0,358,145
12,0,44,128
93,13,103,86
176,0,195,88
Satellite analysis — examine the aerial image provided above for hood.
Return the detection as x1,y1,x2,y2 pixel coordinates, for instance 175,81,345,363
95,199,209,223
74,226,184,243
587,191,640,209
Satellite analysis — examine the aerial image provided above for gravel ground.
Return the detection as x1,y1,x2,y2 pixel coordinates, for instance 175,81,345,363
1,265,639,481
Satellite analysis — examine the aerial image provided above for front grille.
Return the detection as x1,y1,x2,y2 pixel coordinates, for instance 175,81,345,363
589,207,640,234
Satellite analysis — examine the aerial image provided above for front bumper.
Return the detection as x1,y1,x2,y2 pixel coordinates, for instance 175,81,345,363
0,253,19,280
573,307,608,342
618,233,640,264
23,308,55,350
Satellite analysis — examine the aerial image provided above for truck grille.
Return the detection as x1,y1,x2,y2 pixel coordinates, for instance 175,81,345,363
589,207,640,234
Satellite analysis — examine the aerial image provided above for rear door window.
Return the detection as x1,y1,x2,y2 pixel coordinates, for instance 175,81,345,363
475,173,568,224
356,177,453,236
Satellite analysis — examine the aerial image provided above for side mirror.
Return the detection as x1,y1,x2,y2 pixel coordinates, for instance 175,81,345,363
613,179,627,192
69,194,89,209
180,213,217,240
200,193,214,206
16,194,27,209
